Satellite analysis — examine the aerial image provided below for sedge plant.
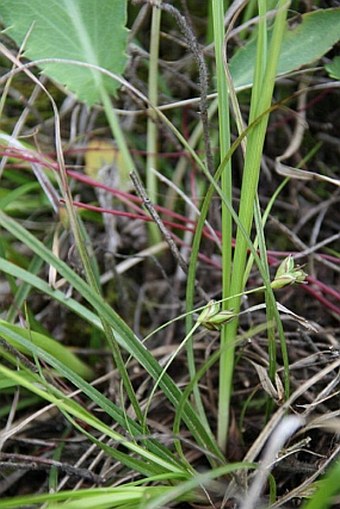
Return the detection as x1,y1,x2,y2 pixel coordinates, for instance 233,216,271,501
185,0,290,452
213,0,289,451
0,1,340,507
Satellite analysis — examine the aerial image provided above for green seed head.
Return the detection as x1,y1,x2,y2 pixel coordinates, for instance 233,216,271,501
198,300,236,330
271,255,307,289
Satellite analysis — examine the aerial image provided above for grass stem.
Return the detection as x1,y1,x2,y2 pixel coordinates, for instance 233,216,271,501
217,0,289,453
146,2,162,244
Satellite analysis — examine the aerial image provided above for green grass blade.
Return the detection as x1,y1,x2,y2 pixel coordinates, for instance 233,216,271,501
0,210,222,460
146,1,162,244
0,486,181,509
0,319,94,380
141,462,257,509
6,253,44,323
0,359,185,476
0,309,189,470
302,460,340,509
217,0,289,452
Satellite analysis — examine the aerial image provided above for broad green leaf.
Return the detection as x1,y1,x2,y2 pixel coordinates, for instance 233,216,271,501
230,8,340,90
0,0,128,105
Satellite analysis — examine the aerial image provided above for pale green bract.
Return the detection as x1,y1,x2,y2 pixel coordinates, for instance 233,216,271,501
0,0,128,105
197,300,236,331
271,255,307,290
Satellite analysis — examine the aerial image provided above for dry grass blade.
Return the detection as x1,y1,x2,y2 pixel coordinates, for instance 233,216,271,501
275,161,340,187
241,416,305,509
243,357,340,464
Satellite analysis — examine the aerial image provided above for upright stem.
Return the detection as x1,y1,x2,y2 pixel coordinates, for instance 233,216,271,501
100,89,135,184
146,2,162,244
211,0,233,452
216,0,289,453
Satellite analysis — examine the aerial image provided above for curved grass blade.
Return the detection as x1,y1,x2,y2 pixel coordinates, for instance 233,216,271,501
0,319,94,380
0,351,187,477
0,299,188,470
0,486,184,509
0,210,223,461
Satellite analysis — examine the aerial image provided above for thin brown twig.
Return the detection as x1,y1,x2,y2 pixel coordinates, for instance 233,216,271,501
150,0,214,175
130,170,209,302
0,452,105,484
130,170,189,275
0,337,38,373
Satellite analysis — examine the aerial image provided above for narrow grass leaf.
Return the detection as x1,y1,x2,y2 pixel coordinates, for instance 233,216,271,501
0,318,186,470
0,211,222,460
0,486,177,509
302,460,340,509
141,463,257,509
0,361,186,476
0,319,94,380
